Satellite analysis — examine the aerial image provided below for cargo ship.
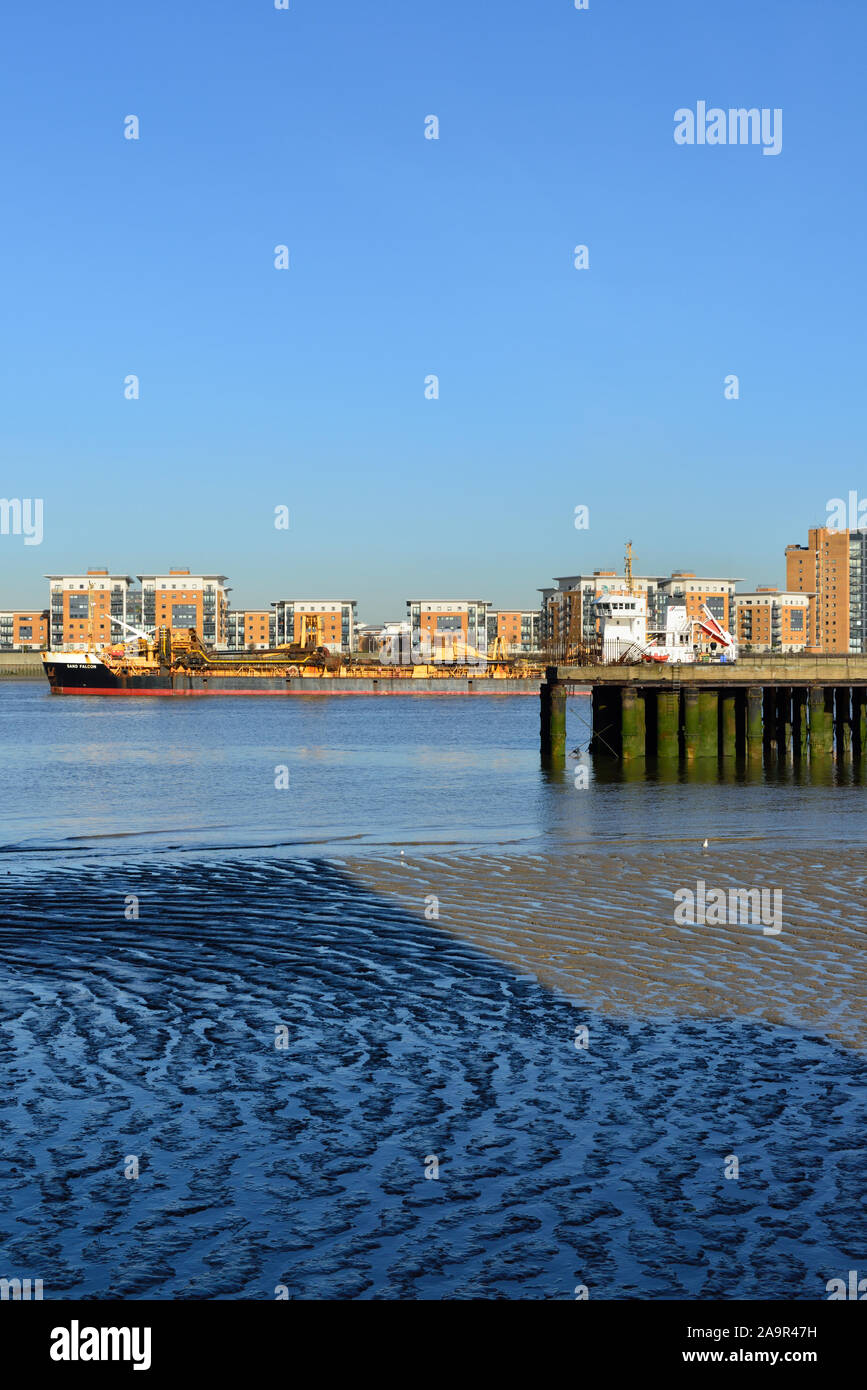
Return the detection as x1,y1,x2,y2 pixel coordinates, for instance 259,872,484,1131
42,624,343,696
42,621,543,695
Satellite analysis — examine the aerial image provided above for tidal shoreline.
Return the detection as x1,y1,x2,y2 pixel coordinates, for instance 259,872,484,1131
348,845,867,1049
1,853,865,1299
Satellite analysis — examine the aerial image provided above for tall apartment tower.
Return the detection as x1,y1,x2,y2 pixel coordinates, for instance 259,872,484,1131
848,531,867,653
785,527,849,653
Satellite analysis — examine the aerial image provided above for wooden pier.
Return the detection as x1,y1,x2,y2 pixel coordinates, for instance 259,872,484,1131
539,656,867,762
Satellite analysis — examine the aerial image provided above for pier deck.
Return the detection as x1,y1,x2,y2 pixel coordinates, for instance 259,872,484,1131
540,657,867,761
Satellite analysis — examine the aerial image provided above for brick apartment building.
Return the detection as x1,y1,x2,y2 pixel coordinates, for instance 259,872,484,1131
271,600,357,655
139,570,230,650
406,600,490,661
226,610,275,651
785,527,849,653
733,588,810,652
0,609,49,650
46,569,138,650
486,610,541,654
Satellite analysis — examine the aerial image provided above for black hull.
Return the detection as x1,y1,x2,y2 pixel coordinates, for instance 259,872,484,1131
43,662,292,694
40,662,542,696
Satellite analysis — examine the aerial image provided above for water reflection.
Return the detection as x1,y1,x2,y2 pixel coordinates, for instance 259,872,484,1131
587,752,863,787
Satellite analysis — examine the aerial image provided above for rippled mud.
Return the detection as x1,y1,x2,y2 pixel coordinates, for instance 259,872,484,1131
353,846,867,1047
1,856,865,1299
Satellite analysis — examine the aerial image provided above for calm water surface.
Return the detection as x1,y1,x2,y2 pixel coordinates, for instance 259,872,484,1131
1,683,865,1299
1,684,866,863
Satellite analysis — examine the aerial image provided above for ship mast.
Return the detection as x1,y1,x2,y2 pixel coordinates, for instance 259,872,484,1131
624,540,634,596
87,581,95,653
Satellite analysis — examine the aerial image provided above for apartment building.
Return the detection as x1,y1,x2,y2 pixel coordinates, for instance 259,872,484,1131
848,531,867,653
45,569,138,650
139,570,230,650
486,610,541,654
659,573,738,634
271,600,357,655
733,588,810,652
541,571,665,654
785,528,849,653
539,582,577,653
226,610,275,651
0,609,49,650
406,599,490,661
540,569,739,655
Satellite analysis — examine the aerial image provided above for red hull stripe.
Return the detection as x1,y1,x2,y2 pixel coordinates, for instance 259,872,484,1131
52,686,539,697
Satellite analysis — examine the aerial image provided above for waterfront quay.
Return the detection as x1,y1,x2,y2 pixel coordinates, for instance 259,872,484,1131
540,654,867,761
0,651,43,679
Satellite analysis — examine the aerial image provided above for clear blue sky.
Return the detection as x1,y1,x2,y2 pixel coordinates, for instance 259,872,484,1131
1,0,864,621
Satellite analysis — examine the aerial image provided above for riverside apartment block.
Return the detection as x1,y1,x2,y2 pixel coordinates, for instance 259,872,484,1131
406,600,491,660
540,570,741,655
0,609,49,650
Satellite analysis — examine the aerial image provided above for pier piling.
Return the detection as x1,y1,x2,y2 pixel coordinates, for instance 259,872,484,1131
541,660,867,770
697,690,719,758
793,687,808,760
776,688,792,760
835,687,852,759
746,686,763,759
720,690,737,758
683,690,700,763
656,690,680,759
809,687,834,756
854,688,867,754
540,671,567,762
621,688,646,761
763,688,777,757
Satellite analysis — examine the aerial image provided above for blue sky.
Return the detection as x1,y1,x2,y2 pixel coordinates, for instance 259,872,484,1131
1,0,864,620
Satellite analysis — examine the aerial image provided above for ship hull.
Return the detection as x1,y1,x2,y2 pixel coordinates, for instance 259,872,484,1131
42,657,148,693
43,658,300,694
41,658,541,696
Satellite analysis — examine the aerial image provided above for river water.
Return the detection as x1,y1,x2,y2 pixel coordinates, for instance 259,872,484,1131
1,682,865,1298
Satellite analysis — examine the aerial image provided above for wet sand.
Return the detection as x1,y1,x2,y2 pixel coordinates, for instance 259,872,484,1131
1,854,866,1299
348,846,867,1048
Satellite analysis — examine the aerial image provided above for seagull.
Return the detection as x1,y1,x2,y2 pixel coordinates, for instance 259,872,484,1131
702,839,709,849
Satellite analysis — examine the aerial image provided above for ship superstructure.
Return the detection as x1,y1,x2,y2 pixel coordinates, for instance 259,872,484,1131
592,545,738,665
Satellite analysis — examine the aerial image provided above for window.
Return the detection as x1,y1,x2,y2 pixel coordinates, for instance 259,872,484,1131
171,604,197,628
